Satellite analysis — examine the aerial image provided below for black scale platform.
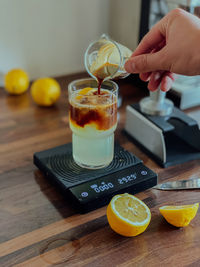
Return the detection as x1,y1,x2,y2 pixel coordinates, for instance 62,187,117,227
34,143,157,213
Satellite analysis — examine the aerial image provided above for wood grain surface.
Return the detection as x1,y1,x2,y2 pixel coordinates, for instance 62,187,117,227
1,73,200,267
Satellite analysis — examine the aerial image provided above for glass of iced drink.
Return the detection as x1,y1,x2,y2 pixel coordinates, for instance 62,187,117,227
68,78,118,169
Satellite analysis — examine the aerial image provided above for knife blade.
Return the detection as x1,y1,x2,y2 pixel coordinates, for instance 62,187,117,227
153,178,200,190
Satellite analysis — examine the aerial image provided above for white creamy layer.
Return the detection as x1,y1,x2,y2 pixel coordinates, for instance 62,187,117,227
69,122,117,138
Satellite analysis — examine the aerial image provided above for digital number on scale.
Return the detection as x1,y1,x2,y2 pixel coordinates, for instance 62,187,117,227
89,173,137,193
90,182,114,193
118,173,137,184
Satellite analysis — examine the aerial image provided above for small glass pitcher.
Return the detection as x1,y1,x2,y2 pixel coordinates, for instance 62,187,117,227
84,34,132,82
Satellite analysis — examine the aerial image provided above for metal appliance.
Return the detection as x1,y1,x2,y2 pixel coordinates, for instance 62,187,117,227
125,90,200,167
124,0,200,167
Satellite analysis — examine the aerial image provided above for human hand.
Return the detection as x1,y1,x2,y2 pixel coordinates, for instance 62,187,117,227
125,8,200,91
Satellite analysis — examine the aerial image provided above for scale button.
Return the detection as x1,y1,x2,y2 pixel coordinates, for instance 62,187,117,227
81,192,88,198
141,170,147,176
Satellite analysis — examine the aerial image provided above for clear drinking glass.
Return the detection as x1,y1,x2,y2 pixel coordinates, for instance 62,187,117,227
84,34,132,81
68,78,118,169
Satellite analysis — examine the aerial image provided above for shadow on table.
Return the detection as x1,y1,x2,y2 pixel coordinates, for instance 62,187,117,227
34,169,76,218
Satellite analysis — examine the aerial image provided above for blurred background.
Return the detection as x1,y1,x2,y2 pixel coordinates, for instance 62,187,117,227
0,0,141,85
1,0,200,110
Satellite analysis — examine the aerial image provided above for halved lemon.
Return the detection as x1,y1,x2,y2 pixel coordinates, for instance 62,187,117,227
107,193,151,237
159,203,199,227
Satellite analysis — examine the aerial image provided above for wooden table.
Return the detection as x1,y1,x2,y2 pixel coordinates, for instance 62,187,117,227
1,73,200,267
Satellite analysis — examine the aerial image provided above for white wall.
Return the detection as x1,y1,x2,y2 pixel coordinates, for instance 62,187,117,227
0,0,141,85
0,0,110,84
109,0,141,51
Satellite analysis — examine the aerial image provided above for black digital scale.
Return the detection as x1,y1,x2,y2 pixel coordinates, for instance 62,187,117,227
34,143,157,213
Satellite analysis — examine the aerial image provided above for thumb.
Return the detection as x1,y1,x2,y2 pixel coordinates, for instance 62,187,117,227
125,50,167,73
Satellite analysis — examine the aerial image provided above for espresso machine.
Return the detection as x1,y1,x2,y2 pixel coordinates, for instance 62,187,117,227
124,0,200,167
125,89,200,167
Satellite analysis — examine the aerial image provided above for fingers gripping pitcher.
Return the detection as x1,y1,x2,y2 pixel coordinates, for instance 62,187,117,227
68,34,132,169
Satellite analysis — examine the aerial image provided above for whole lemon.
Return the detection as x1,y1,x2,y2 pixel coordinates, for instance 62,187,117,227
4,69,29,95
31,78,61,106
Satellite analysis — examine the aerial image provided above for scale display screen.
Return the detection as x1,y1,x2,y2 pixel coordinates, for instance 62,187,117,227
69,164,156,210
